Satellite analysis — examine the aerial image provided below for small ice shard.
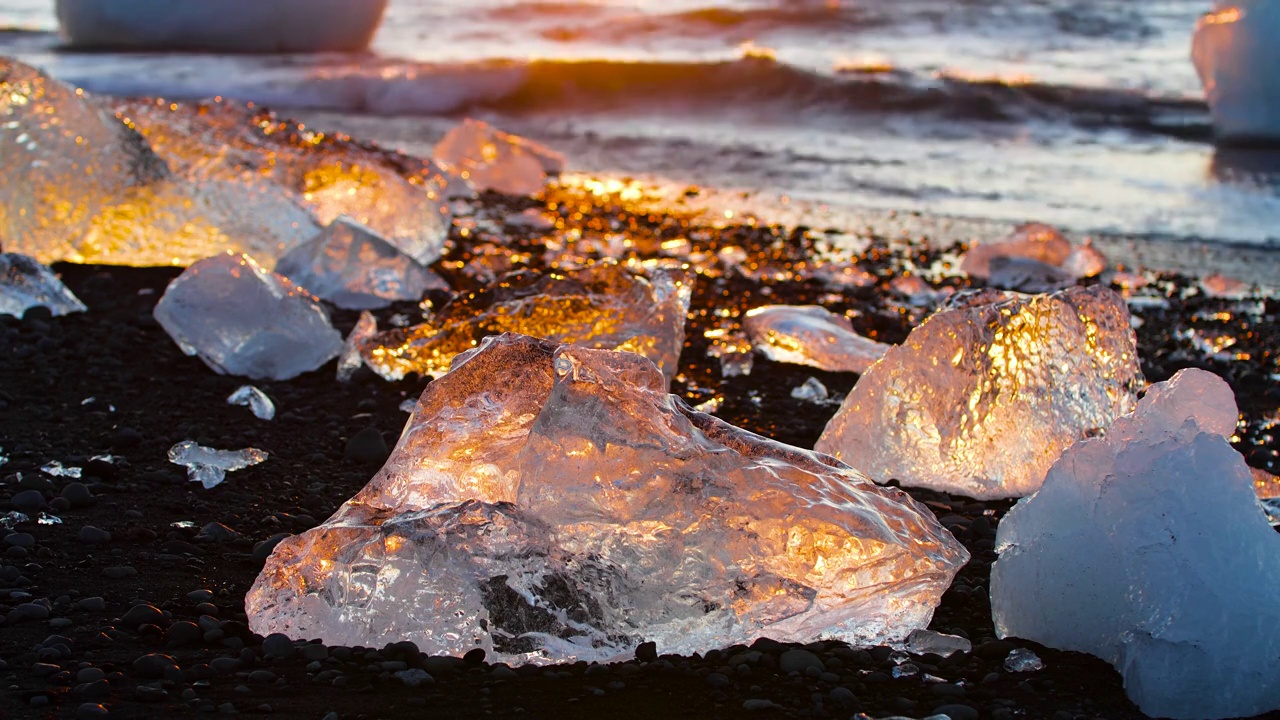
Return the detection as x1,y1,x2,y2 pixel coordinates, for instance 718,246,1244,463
962,223,1104,282
168,440,267,489
337,311,378,383
1200,271,1250,299
706,331,754,377
991,368,1280,720
816,286,1143,500
1004,649,1044,673
1253,466,1280,499
0,254,88,318
398,399,417,413
40,462,82,479
273,217,448,310
693,396,724,414
986,256,1074,294
227,386,276,421
888,275,945,308
433,119,565,196
0,511,29,529
791,377,832,404
36,513,62,525
0,448,7,467
1193,2,1280,142
743,306,889,374
904,629,972,658
360,260,694,385
153,252,343,381
247,334,968,663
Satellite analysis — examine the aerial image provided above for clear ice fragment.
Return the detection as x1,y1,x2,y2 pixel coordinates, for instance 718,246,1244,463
153,252,343,381
1003,649,1044,673
991,368,1280,720
816,286,1143,500
248,334,968,664
744,305,888,374
791,377,833,404
0,254,87,318
227,385,276,421
360,260,693,385
1200,272,1250,299
962,223,1104,281
337,311,378,383
0,511,29,529
398,399,417,413
986,256,1074,294
40,462,82,478
36,513,62,526
0,448,7,467
434,119,564,196
168,440,267,489
903,629,972,658
273,217,448,310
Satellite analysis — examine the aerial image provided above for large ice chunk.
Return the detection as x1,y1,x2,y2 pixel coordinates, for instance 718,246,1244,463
273,217,447,310
816,286,1143,500
153,252,343,380
116,98,455,265
0,60,319,266
360,260,694,385
1193,1,1280,143
247,334,968,663
743,305,889,374
990,369,1280,720
0,254,87,318
961,224,1106,284
433,119,565,196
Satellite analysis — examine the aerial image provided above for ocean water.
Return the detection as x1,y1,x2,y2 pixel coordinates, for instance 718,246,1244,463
4,0,1280,250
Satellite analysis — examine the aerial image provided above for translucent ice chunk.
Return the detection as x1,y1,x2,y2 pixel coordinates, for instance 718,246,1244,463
227,385,275,421
168,440,267,489
743,305,889,374
904,629,972,658
273,217,448,310
434,119,564,196
153,252,343,381
791,377,833,404
361,260,694,385
991,369,1280,719
0,511,29,529
247,334,968,664
1004,649,1043,673
986,256,1074,294
0,254,88,318
40,462,82,478
1193,1,1280,142
816,286,1143,500
962,223,1105,282
1,60,319,266
337,311,378,383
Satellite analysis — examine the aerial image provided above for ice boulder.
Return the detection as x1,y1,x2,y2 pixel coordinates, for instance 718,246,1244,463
247,334,968,663
56,0,388,53
0,254,87,318
153,252,343,380
961,223,1106,283
273,217,448,310
743,305,889,374
816,286,1143,500
1193,1,1280,143
434,119,565,196
990,369,1280,720
360,260,694,384
0,60,319,266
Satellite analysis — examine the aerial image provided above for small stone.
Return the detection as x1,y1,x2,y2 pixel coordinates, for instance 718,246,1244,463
121,604,164,626
252,533,291,564
11,489,46,512
344,427,388,465
261,633,295,659
75,679,112,698
132,653,178,678
778,648,824,674
8,602,50,622
76,703,110,719
932,703,980,720
1004,648,1044,673
167,621,201,646
61,483,93,507
247,670,276,684
195,523,239,543
111,427,142,449
742,699,780,711
78,526,111,544
462,648,486,666
635,641,657,663
394,668,435,687
5,532,34,548
78,596,106,612
76,667,106,683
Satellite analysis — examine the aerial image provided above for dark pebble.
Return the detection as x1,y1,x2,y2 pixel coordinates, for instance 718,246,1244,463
298,644,328,662
167,621,201,646
121,604,164,627
61,483,93,507
18,474,55,492
252,533,291,563
262,633,295,659
75,679,112,699
195,523,239,543
10,489,46,512
463,647,486,666
111,427,142,449
933,703,981,720
8,602,50,622
778,648,824,674
186,589,214,603
101,566,137,579
344,427,389,465
247,670,276,684
975,640,1017,660
132,653,178,678
5,532,35,548
635,641,657,663
78,526,112,544
78,596,106,613
77,667,106,683
76,703,110,719
210,657,242,674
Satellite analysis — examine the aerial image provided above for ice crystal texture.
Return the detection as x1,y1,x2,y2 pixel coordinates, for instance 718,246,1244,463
0,254,87,318
962,223,1105,281
116,97,454,265
247,334,968,664
337,311,378,383
360,261,694,384
744,306,889,374
168,440,267,489
227,386,275,421
153,252,343,381
991,369,1280,720
816,286,1143,500
986,256,1074,294
273,217,447,310
1004,649,1044,673
0,60,318,266
434,119,564,196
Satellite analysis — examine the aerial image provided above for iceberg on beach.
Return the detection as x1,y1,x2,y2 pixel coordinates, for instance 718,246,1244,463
991,369,1280,720
360,260,694,384
743,305,889,374
0,254,87,318
961,223,1106,284
816,286,1144,500
56,0,388,53
153,252,343,381
247,334,968,663
1193,1,1280,143
434,119,565,196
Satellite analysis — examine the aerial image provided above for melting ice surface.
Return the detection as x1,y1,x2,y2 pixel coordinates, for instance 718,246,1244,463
817,286,1143,501
743,305,889,374
273,217,447,310
0,254,87,318
247,334,968,664
1193,1,1280,142
960,223,1106,283
168,440,267,489
434,119,564,197
153,252,343,381
991,369,1280,720
360,260,693,385
336,311,378,383
226,386,275,421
